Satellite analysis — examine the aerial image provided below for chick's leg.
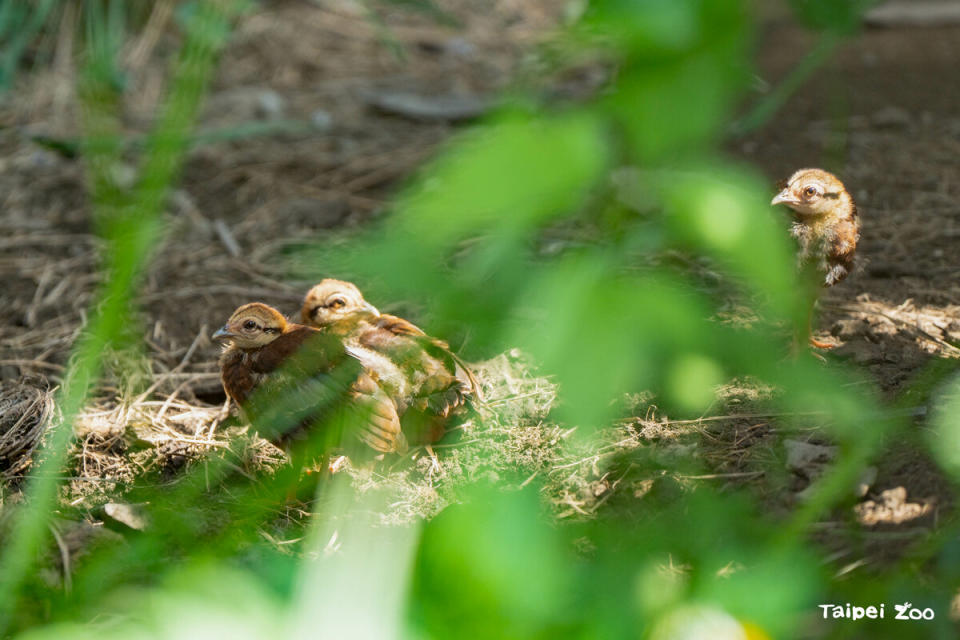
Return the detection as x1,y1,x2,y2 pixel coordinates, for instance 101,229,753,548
807,300,837,349
809,336,837,349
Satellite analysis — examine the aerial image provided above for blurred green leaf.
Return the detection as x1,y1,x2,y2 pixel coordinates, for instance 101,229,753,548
607,55,745,160
0,0,249,632
1,0,931,638
929,375,960,477
412,485,575,639
398,112,609,243
631,164,799,316
17,564,283,640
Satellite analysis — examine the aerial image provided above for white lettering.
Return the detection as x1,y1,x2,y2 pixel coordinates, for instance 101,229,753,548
894,602,911,620
819,601,932,622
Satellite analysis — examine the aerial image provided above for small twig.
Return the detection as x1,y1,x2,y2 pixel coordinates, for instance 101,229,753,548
134,327,208,404
48,523,71,594
260,529,303,547
219,458,256,481
655,411,824,425
0,360,64,372
831,302,960,355
430,439,482,449
127,0,175,70
878,311,960,354
835,558,869,578
155,379,194,421
677,471,765,480
213,219,242,258
731,31,842,136
24,265,54,327
483,390,554,407
10,475,129,482
138,285,305,303
212,397,232,437
552,454,603,471
150,427,228,448
519,471,539,488
556,496,591,518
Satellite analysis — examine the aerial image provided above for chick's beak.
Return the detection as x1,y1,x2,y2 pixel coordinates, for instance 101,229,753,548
211,325,235,342
771,190,799,207
362,301,380,316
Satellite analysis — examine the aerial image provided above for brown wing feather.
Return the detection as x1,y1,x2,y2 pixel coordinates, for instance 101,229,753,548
830,219,858,263
357,316,481,442
220,349,257,406
250,324,337,373
375,314,480,397
376,314,429,339
823,218,860,287
221,322,404,454
350,372,407,453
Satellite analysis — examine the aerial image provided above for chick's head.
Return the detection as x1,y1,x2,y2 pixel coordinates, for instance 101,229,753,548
212,302,288,349
772,168,849,217
301,278,379,329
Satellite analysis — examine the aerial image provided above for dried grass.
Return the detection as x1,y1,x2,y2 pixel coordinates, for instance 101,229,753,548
0,0,573,516
2,0,957,573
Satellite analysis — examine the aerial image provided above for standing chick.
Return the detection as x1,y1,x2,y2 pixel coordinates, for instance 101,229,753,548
772,168,860,287
772,168,860,348
301,279,481,446
212,302,405,454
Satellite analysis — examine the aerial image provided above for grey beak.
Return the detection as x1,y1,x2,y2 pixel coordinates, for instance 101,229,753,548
362,301,380,316
771,191,798,206
211,326,234,342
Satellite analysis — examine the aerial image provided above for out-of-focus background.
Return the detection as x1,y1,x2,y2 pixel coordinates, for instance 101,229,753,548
2,0,960,638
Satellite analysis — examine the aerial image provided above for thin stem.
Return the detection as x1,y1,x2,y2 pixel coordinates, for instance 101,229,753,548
731,31,842,137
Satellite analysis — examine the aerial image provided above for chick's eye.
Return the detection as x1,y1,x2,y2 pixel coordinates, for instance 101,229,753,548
327,298,345,309
804,186,819,197
243,320,258,330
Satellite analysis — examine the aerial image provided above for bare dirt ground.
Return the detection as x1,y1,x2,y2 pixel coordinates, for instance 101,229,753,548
0,0,572,524
734,20,960,556
1,0,959,584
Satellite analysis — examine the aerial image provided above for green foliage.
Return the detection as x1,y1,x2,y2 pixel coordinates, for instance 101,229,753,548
930,376,960,477
4,0,959,639
412,487,574,638
0,0,250,632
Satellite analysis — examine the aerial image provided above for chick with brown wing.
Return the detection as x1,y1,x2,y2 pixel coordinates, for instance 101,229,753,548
771,168,860,349
300,280,481,449
212,302,406,455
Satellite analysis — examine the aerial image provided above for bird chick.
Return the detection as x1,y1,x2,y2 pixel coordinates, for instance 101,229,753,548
772,168,860,348
212,302,405,454
300,279,381,338
301,279,481,446
771,168,859,287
